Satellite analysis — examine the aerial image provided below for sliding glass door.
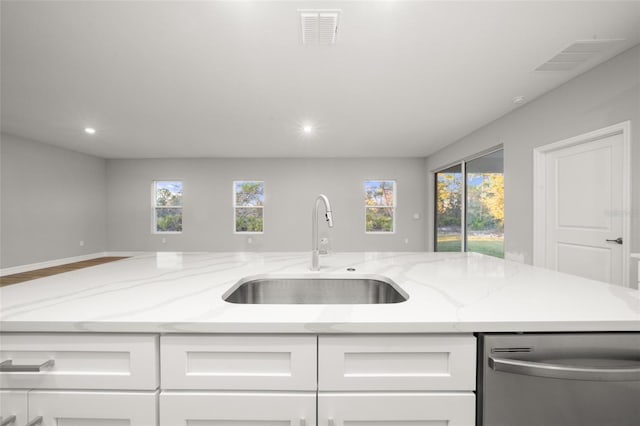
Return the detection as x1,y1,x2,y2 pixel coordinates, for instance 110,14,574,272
465,150,504,257
435,164,463,252
435,149,504,258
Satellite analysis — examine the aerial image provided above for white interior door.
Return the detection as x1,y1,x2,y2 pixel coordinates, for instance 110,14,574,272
537,128,628,285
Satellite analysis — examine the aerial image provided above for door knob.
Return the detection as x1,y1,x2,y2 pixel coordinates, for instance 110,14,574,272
605,237,623,244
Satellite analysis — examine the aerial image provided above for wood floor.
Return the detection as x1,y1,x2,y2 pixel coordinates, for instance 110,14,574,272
0,257,128,287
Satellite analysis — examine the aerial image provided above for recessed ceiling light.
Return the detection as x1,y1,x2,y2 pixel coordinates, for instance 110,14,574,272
84,127,96,135
303,125,313,134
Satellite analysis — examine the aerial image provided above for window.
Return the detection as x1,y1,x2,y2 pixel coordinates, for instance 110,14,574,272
435,148,504,258
234,181,264,233
153,180,183,233
365,180,396,233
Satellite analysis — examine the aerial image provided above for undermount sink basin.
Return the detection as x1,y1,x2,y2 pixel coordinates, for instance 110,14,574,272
223,274,408,304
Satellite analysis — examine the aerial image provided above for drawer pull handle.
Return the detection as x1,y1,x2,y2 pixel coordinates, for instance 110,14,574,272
0,359,54,372
0,415,16,426
26,418,43,426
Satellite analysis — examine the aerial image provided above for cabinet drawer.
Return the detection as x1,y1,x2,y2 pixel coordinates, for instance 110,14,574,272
318,334,476,391
161,334,317,390
0,390,28,426
0,333,159,390
160,391,316,424
318,392,475,426
29,390,158,425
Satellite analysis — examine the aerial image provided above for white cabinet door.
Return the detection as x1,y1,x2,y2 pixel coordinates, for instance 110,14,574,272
318,392,475,426
28,390,158,426
319,334,476,391
0,390,28,426
160,391,316,425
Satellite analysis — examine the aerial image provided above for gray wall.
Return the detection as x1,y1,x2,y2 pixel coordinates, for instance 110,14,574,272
0,133,108,268
106,158,426,252
425,46,640,277
4,46,637,270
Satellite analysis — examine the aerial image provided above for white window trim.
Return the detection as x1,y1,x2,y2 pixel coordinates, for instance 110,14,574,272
364,179,396,234
233,180,265,234
152,180,183,234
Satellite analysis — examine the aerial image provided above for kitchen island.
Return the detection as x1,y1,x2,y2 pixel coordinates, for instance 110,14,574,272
1,252,638,425
1,251,638,333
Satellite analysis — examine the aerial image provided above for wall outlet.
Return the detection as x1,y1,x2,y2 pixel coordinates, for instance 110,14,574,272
79,240,84,247
404,238,409,244
319,237,330,254
161,237,167,244
247,237,253,244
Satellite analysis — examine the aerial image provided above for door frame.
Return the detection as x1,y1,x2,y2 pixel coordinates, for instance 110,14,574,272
532,121,631,286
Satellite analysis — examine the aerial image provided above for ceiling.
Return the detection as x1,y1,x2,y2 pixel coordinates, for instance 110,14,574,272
1,1,639,159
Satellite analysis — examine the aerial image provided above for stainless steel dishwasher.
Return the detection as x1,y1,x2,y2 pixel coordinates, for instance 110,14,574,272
477,333,640,426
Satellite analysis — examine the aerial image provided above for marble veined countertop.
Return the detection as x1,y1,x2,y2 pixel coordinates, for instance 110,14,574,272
0,252,638,333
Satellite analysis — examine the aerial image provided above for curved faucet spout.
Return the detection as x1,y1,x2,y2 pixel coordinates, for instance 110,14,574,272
312,194,333,271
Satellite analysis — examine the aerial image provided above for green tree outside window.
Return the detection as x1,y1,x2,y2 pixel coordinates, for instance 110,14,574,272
234,181,264,233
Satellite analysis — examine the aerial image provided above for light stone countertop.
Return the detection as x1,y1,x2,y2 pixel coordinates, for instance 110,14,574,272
0,252,638,333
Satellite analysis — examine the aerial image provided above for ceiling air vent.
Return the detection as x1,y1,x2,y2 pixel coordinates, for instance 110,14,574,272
299,9,340,45
535,39,625,71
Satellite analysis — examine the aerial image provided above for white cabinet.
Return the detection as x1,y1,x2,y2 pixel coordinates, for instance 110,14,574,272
0,390,28,426
161,391,316,425
1,390,157,426
0,333,158,390
157,334,476,426
319,334,476,391
318,335,476,426
0,333,159,426
28,391,157,426
160,334,318,426
318,392,476,426
161,334,316,390
3,332,476,426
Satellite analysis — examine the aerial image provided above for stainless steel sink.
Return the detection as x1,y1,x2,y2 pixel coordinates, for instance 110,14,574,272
223,274,408,304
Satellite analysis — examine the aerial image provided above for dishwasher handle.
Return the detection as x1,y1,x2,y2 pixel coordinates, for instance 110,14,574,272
489,356,640,382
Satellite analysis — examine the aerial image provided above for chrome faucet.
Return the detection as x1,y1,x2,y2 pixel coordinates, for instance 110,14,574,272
311,194,333,271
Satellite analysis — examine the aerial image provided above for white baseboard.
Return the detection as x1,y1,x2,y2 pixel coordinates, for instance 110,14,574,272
1,252,108,276
104,251,147,257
